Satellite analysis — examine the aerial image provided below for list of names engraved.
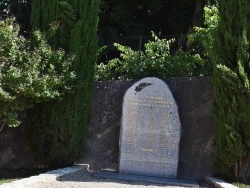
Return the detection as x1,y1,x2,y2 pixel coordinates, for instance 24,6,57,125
119,77,181,178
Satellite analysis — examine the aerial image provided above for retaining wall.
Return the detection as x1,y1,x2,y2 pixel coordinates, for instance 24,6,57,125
79,77,217,179
0,77,217,179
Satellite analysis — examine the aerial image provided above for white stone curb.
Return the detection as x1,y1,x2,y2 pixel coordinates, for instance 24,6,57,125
0,165,86,188
205,177,238,188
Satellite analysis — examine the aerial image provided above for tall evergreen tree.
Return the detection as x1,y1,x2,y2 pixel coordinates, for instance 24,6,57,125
27,0,100,167
211,0,250,182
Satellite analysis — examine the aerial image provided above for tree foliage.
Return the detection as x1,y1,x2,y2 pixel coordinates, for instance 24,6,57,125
210,0,250,182
0,0,31,35
27,0,100,167
95,32,212,80
188,5,218,59
99,0,202,38
0,18,75,132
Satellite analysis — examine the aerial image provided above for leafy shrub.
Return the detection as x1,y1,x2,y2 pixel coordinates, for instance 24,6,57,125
0,18,75,131
95,32,212,80
188,5,219,64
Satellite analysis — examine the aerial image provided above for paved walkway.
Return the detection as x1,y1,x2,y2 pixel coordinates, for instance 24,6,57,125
25,169,183,188
0,165,235,188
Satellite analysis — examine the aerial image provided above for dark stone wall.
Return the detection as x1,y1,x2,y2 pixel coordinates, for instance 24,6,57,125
0,123,38,169
78,77,217,179
0,77,217,180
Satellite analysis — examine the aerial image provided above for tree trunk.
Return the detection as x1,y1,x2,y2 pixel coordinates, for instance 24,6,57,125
0,123,6,133
235,156,250,183
187,0,205,35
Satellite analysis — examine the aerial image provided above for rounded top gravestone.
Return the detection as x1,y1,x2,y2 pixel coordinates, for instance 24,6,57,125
119,77,181,178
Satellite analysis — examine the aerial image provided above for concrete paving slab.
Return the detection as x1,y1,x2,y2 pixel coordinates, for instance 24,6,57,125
94,170,199,187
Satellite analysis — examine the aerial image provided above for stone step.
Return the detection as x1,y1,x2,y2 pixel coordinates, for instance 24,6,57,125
94,170,199,187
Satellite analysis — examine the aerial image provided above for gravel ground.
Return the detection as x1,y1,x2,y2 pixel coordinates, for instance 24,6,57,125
24,169,195,188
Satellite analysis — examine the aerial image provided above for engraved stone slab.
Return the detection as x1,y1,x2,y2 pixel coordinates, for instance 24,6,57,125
119,77,181,178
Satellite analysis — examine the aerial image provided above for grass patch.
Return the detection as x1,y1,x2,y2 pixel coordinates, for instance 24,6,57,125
234,183,250,188
0,178,18,184
0,169,54,185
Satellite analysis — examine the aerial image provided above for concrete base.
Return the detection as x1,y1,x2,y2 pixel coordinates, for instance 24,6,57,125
94,170,199,187
205,177,238,188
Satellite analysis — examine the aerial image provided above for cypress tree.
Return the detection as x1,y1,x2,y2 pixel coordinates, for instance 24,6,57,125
211,0,250,182
27,0,100,167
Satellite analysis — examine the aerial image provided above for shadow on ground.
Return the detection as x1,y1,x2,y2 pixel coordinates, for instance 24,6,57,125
58,170,214,188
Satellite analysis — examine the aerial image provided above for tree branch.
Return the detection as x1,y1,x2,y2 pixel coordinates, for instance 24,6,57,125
0,122,6,133
246,156,250,182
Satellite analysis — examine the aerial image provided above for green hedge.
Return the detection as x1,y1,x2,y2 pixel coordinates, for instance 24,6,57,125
27,0,100,167
211,0,250,182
